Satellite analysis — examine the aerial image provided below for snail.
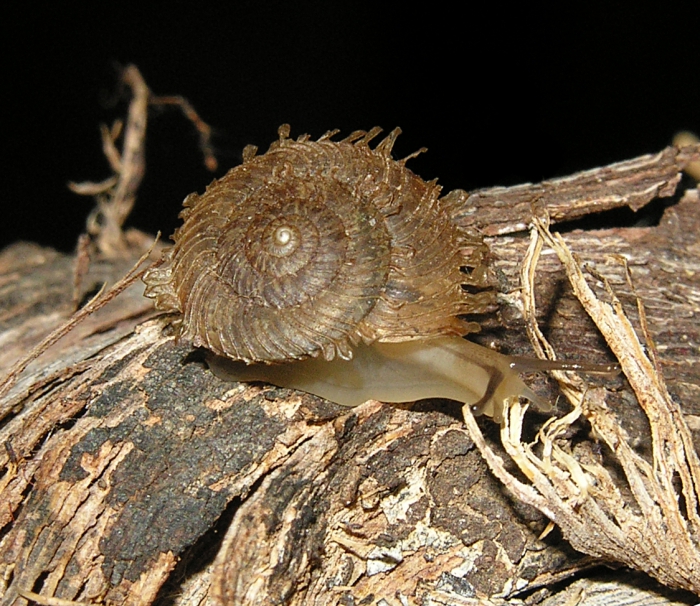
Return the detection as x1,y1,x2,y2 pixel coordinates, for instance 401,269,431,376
143,125,613,423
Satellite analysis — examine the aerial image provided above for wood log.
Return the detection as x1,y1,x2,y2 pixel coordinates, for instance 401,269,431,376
1,128,699,604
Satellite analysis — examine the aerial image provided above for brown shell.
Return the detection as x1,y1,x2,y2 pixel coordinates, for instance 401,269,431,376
143,125,493,363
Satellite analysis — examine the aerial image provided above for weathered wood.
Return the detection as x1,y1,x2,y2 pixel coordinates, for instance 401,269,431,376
454,144,698,235
1,143,699,605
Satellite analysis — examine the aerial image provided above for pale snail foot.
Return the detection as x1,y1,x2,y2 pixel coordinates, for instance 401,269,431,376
206,336,553,424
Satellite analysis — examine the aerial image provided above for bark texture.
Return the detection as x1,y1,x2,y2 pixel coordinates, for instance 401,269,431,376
1,143,699,606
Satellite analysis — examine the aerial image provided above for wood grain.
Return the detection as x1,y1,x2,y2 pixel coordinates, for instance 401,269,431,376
0,143,698,605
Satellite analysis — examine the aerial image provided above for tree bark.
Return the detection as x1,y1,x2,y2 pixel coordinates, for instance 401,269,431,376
1,143,699,606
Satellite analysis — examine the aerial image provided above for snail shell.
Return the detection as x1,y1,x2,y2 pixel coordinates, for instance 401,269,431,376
143,125,493,364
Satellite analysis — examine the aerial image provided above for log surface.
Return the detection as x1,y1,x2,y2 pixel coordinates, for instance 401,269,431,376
1,145,699,605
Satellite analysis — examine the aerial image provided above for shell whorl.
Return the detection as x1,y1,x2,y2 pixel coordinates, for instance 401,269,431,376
143,125,492,363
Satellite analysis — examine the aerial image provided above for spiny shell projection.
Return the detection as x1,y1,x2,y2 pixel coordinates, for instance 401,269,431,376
143,125,493,363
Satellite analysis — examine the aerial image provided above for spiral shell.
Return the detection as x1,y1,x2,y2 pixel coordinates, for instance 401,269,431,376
143,125,492,363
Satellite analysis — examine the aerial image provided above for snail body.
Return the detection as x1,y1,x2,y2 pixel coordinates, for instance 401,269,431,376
207,336,544,423
144,125,585,422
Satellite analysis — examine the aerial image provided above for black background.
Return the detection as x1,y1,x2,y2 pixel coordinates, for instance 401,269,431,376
5,4,699,252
